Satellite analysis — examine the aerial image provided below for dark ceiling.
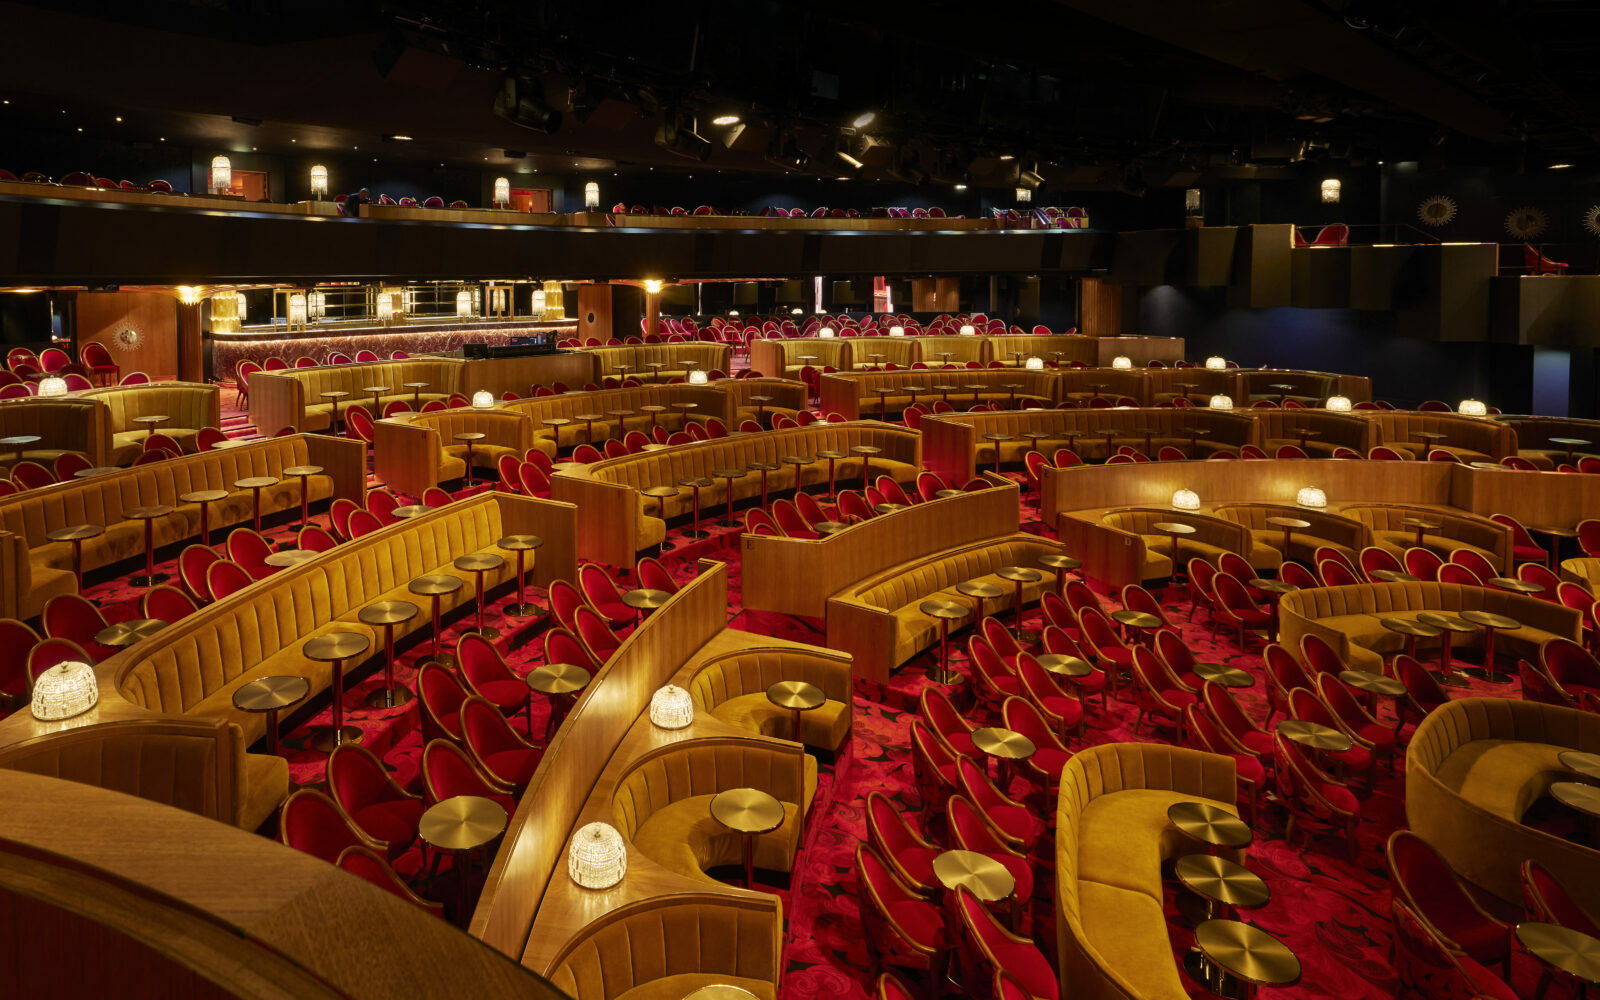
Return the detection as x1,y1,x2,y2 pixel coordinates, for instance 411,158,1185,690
0,0,1594,191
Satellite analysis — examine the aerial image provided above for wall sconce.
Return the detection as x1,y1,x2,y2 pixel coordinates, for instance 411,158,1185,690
38,376,67,397
650,684,694,728
31,661,98,720
309,164,328,199
1297,486,1327,509
1204,356,1227,370
492,176,511,208
1111,356,1133,370
584,180,600,210
643,279,662,295
1208,394,1234,411
1015,186,1032,203
959,324,976,336
472,390,495,409
1325,395,1352,412
1321,178,1342,204
1025,356,1044,370
210,155,231,195
568,822,626,889
1185,188,1201,214
1171,489,1201,511
176,285,202,306
818,327,835,338
1458,398,1487,417
688,370,709,386
888,325,905,337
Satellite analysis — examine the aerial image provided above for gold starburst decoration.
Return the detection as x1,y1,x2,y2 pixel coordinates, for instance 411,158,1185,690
1417,195,1457,227
1505,206,1549,239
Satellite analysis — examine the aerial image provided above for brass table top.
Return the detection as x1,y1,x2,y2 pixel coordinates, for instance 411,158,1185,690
780,455,812,466
677,476,715,489
125,504,175,519
1248,579,1299,595
1194,919,1301,986
1516,922,1600,983
1417,611,1477,634
572,413,603,422
1265,516,1312,529
1037,653,1093,677
391,505,430,519
541,417,571,426
1461,609,1521,630
641,486,681,499
233,675,311,713
452,431,486,442
607,409,637,418
179,489,230,504
970,726,1036,761
920,599,970,621
264,549,319,568
283,465,324,477
746,395,773,404
1112,609,1162,630
527,662,590,696
403,381,430,389
982,433,1014,443
74,466,121,478
1194,662,1254,688
1401,517,1443,530
623,588,673,610
359,600,420,627
1551,780,1600,819
454,552,505,572
1153,521,1197,535
132,414,170,424
935,489,963,499
47,523,105,542
815,449,847,460
1489,577,1544,594
304,631,370,662
811,521,849,535
639,404,667,413
1174,854,1271,909
1340,670,1406,697
670,402,699,411
1372,570,1422,583
1276,719,1354,752
319,391,349,400
1549,437,1593,447
746,461,781,472
234,476,279,490
1038,553,1083,570
710,788,785,835
95,618,166,647
997,565,1042,584
0,434,40,446
955,580,1004,599
850,445,882,455
931,849,1014,902
1168,801,1253,848
766,680,825,712
1381,616,1441,638
419,795,507,852
361,385,391,394
713,468,748,479
682,987,762,1000
209,440,249,450
874,503,908,515
1559,750,1600,782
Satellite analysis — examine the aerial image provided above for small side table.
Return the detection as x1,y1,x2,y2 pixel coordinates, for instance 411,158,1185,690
956,579,1003,625
766,680,824,743
47,523,104,592
527,662,589,740
971,725,1036,785
419,794,508,926
1191,918,1301,1000
1167,800,1253,853
1154,522,1197,584
320,392,350,433
677,476,714,540
125,504,175,587
714,467,748,527
920,599,970,685
850,445,881,486
622,588,672,625
453,432,486,484
454,552,506,640
282,465,324,532
710,788,785,889
233,675,310,758
179,489,230,550
1276,719,1354,754
1515,922,1600,999
1175,853,1270,922
132,414,169,439
815,450,847,497
359,599,420,708
408,574,464,667
95,617,166,650
404,381,430,407
304,630,370,752
1038,552,1082,599
641,486,680,551
1460,609,1520,682
1417,611,1477,687
498,534,544,618
234,476,281,533
1194,662,1254,689
996,565,1043,642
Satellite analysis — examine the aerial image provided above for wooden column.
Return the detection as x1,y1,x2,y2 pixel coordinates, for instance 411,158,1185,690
643,285,661,338
1078,276,1122,336
576,284,613,343
176,300,203,383
910,278,960,313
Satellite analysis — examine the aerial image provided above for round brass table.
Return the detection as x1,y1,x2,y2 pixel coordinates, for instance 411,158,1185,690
640,403,667,427
874,502,908,516
95,617,166,648
872,386,896,420
304,631,370,752
527,662,590,739
1371,569,1422,584
931,849,1014,903
677,476,714,540
419,794,508,926
1153,522,1197,584
850,445,881,486
125,503,175,587
766,680,824,743
1038,653,1093,678
264,548,318,569
1517,921,1600,988
972,726,1035,784
1,433,40,465
74,466,121,478
282,464,324,531
1038,552,1082,598
713,468,747,527
403,381,430,406
1380,616,1442,661
1191,919,1301,999
1550,437,1593,464
811,520,849,536
572,413,604,446
132,414,169,438
710,788,785,889
47,522,104,591
955,579,1004,624
780,456,812,496
1339,669,1405,698
747,395,773,426
454,552,505,639
746,462,780,509
641,486,681,551
1490,577,1544,595
453,432,487,484
1194,662,1254,689
982,434,1013,474
179,489,231,549
359,599,420,708
815,450,847,497
1418,611,1477,687
920,599,970,685
498,534,544,617
234,476,280,533
540,418,571,449
232,675,311,757
1246,578,1297,641
1530,525,1580,572
1111,609,1163,644
1461,609,1520,681
1168,800,1253,851
320,392,349,432
1559,750,1600,782
1552,780,1600,824
408,573,465,666
1276,719,1353,753
682,987,761,1000
1401,516,1443,548
361,385,390,412
391,504,430,520
623,588,672,624
1175,854,1270,920
1264,516,1311,557
996,566,1042,641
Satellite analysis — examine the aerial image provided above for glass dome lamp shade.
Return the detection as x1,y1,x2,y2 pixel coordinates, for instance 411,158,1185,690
1171,489,1201,511
888,325,905,337
1204,356,1227,370
1208,394,1234,411
687,369,709,386
309,164,328,198
818,327,835,338
1297,487,1327,509
1458,398,1487,417
584,180,600,209
568,822,626,889
649,684,694,728
210,155,231,195
1325,395,1352,412
492,177,511,208
38,376,68,397
472,390,495,409
959,324,976,336
1111,356,1132,370
1024,356,1044,370
31,661,98,720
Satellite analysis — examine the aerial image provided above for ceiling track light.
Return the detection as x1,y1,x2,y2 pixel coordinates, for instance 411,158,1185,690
655,118,713,161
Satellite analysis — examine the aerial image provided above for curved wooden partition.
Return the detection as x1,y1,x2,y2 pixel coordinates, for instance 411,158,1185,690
720,376,809,424
473,559,833,997
818,369,1060,419
0,395,111,469
1235,368,1371,404
989,334,1098,366
0,770,567,999
1497,414,1600,467
748,337,853,378
248,357,466,436
502,382,734,446
1363,411,1517,461
81,381,221,463
374,408,533,497
741,480,1024,618
578,343,732,383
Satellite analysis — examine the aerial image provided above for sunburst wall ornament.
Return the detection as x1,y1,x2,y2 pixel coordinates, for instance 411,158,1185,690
1584,206,1600,237
113,328,141,352
1417,195,1457,227
1505,205,1549,240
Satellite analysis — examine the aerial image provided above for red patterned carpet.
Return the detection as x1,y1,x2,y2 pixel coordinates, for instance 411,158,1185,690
87,395,1545,999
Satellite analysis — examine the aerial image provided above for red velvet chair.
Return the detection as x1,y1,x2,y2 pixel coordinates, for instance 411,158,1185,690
954,758,1035,854
855,844,951,999
1387,830,1512,978
1394,654,1450,730
140,585,195,624
417,661,468,742
1186,704,1263,823
0,618,40,710
179,544,219,603
226,527,276,580
9,461,54,490
1520,858,1600,937
335,845,444,916
1015,652,1084,742
1525,243,1569,276
347,510,382,538
636,556,678,594
1203,681,1275,759
920,688,976,757
1319,558,1363,587
1077,607,1132,689
946,795,1034,932
419,738,514,814
1000,696,1071,789
577,562,633,628
460,695,542,791
1540,637,1600,702
421,486,453,509
954,888,1058,1000
1289,686,1376,780
194,426,227,452
1406,547,1446,582
279,787,372,862
909,720,960,813
1129,646,1196,737
573,605,621,663
1274,733,1359,857
1358,545,1404,581
865,790,939,895
1489,512,1547,565
543,626,601,674
1152,627,1201,692
1389,897,1516,1000
53,453,91,481
79,342,118,385
1316,672,1397,767
41,593,116,662
457,632,529,727
326,743,424,857
1297,633,1344,678
1213,573,1272,649
966,636,1022,715
298,525,338,552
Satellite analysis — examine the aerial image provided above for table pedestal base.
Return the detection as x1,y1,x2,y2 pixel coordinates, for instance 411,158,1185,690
1183,951,1254,1000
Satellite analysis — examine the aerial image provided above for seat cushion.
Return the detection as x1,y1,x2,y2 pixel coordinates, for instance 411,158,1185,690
709,692,851,751
1078,788,1239,899
1075,881,1190,1000
1434,739,1565,822
239,751,290,830
616,973,775,1000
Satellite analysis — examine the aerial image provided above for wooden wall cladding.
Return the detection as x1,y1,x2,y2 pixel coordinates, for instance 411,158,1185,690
74,290,179,381
1490,275,1600,349
1225,225,1293,309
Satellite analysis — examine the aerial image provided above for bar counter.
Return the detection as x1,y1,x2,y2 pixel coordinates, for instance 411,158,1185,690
209,320,577,377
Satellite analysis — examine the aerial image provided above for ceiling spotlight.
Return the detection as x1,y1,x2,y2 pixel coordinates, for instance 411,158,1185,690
852,111,877,128
1018,169,1044,190
711,114,741,126
954,183,968,191
655,119,713,161
837,150,864,170
383,133,414,141
493,76,562,134
1550,163,1574,170
999,154,1015,161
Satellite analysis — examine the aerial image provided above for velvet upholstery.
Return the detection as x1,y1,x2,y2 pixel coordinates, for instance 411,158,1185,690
686,647,854,751
83,382,221,465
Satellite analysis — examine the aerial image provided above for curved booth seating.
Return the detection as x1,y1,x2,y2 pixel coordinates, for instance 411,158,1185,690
826,532,1058,681
1087,508,1251,583
545,894,781,1000
82,382,220,464
1055,743,1241,1000
373,408,533,497
1340,503,1511,572
844,337,918,370
987,333,1097,368
0,434,361,620
610,738,816,885
1366,412,1517,463
1250,410,1375,457
721,377,809,426
248,358,463,436
1496,415,1600,469
1236,369,1344,406
0,396,108,470
0,716,285,833
1407,697,1600,905
818,369,1059,420
1278,581,1581,674
1148,368,1232,405
748,337,853,378
581,343,732,384
1561,557,1600,588
504,383,731,450
552,422,921,565
1056,368,1151,405
1214,503,1369,569
686,646,853,751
